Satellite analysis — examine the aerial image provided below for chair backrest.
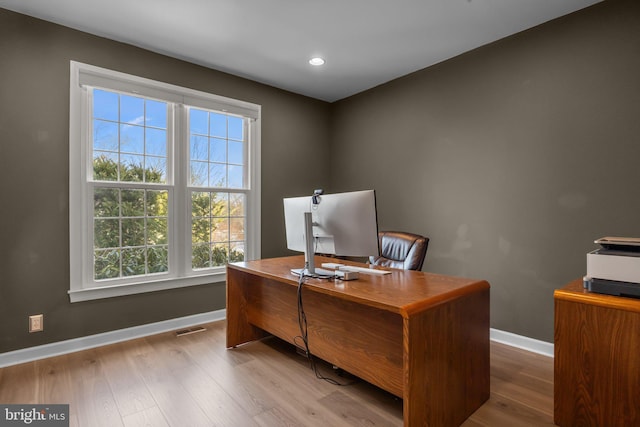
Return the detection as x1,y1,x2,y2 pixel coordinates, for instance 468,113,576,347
369,231,429,271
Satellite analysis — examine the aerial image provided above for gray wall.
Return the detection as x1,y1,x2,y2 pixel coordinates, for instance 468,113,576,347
330,0,640,342
2,0,638,353
0,8,330,353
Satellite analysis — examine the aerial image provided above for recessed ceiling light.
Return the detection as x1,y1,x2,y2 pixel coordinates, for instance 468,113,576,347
309,57,325,66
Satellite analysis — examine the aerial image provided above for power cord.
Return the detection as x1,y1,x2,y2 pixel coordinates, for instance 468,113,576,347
294,264,358,386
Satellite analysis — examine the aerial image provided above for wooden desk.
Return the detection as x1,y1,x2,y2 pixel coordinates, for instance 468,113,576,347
226,255,490,426
554,279,640,426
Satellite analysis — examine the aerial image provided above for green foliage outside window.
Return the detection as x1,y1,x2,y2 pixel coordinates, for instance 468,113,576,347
93,155,169,280
191,191,245,269
92,155,245,280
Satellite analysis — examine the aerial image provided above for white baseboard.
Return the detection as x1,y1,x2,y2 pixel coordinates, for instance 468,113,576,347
0,310,225,368
490,328,554,358
1,313,551,368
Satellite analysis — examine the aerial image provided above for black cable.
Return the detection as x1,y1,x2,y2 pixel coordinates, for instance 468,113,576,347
294,265,357,386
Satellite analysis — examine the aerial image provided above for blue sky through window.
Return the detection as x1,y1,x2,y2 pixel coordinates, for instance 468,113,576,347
92,89,168,183
189,108,245,189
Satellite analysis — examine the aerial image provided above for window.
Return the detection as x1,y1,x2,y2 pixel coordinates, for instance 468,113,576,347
69,61,261,302
188,109,248,269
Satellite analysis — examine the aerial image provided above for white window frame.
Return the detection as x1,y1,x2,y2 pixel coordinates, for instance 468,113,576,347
69,61,261,302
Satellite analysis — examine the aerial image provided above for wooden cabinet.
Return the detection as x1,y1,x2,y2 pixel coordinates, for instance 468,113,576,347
554,279,640,426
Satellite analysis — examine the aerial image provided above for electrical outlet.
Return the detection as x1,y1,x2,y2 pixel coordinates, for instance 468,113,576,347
29,314,43,333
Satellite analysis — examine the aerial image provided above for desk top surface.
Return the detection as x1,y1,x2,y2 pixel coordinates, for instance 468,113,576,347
228,255,489,316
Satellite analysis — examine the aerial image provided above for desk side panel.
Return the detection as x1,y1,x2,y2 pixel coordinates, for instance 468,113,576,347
404,287,490,427
554,297,640,426
226,267,270,347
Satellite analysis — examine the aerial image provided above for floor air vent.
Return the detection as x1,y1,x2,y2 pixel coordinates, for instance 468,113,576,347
176,326,207,337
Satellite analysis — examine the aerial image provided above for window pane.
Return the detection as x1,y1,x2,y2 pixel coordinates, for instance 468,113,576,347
187,108,247,193
121,189,145,217
229,193,245,216
212,217,228,242
93,153,119,181
147,218,168,245
230,241,245,262
192,192,210,217
209,113,226,138
121,218,145,247
211,243,229,266
122,247,146,276
94,249,120,279
94,188,120,217
189,190,246,270
146,190,168,217
145,156,167,183
192,218,210,244
92,184,170,281
94,218,120,248
190,161,208,186
230,217,245,242
120,95,145,125
228,141,243,165
228,165,243,189
209,163,226,187
120,154,145,182
146,128,166,156
148,246,168,273
120,124,144,154
210,138,227,163
146,100,167,129
192,244,211,269
190,109,208,135
228,116,243,140
92,90,169,185
190,135,208,161
93,90,118,121
93,120,118,151
212,192,228,216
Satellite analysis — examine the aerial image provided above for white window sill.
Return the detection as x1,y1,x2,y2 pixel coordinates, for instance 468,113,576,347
68,270,226,302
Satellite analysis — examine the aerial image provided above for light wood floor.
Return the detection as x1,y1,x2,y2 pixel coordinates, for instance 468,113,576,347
0,321,554,426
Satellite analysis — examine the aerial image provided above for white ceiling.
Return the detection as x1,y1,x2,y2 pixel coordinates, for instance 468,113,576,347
1,0,602,102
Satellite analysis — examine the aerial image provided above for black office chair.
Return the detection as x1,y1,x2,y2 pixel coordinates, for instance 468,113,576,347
369,231,429,271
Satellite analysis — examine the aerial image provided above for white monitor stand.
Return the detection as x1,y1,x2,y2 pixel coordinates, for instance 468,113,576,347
291,212,334,278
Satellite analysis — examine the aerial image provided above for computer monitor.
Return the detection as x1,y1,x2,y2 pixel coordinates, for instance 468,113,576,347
283,189,380,277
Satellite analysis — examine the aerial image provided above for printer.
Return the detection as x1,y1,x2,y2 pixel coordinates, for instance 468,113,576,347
584,237,640,298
